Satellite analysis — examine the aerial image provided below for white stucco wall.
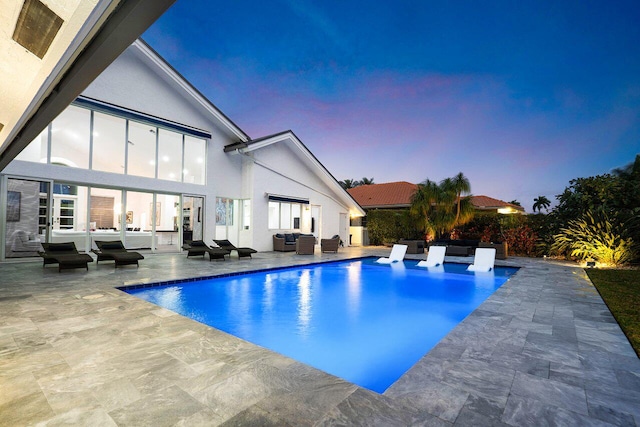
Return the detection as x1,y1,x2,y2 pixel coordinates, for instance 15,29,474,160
245,143,351,252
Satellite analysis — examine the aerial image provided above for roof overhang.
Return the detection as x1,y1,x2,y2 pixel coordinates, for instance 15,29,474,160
0,0,177,171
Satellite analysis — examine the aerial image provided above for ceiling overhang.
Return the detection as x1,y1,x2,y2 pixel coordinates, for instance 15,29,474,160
0,0,177,171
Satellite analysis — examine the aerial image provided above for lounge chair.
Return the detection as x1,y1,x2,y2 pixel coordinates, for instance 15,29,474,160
183,240,229,261
296,235,316,255
416,245,446,268
320,235,340,253
375,244,408,264
213,239,257,258
467,247,496,272
93,240,144,268
39,242,94,272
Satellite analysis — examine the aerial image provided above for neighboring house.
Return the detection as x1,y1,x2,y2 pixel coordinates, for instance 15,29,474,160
347,181,524,244
0,39,364,259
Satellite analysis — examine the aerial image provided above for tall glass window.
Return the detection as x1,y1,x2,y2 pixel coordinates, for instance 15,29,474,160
50,105,90,168
158,129,183,181
92,112,126,174
268,202,279,229
124,191,155,249
16,128,48,163
183,135,206,184
127,121,157,178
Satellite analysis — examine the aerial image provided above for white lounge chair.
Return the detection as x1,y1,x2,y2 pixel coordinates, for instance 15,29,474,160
467,247,496,272
416,246,446,268
376,244,408,264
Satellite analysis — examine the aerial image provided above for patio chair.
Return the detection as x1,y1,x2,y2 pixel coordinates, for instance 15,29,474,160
321,235,340,253
93,240,144,268
375,244,408,264
183,240,229,261
467,247,496,272
213,239,257,258
39,242,94,272
416,245,446,268
296,235,316,255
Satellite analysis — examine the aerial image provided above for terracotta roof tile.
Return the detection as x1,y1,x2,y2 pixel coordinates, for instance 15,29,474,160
347,181,417,208
347,182,524,212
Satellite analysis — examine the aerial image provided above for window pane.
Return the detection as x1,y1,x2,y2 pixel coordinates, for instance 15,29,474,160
268,202,279,229
158,129,182,181
125,191,155,250
92,112,125,174
127,121,156,178
16,128,47,163
183,136,205,184
292,204,301,229
242,200,251,230
280,202,291,229
51,105,90,168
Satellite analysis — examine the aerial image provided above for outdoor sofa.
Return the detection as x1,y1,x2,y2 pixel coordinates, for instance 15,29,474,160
428,239,480,257
273,233,313,252
39,242,94,272
398,239,426,254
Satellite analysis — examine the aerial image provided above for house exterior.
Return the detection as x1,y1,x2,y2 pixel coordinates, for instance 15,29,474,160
347,181,524,244
0,39,364,259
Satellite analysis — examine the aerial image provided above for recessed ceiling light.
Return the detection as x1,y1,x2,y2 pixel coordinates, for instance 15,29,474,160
12,0,64,59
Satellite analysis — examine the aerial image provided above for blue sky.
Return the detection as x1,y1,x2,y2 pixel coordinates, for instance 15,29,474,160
143,0,640,212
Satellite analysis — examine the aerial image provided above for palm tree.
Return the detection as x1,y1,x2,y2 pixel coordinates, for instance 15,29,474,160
441,172,471,226
359,177,375,186
509,200,522,206
410,179,441,236
410,177,475,238
339,179,358,190
533,195,551,213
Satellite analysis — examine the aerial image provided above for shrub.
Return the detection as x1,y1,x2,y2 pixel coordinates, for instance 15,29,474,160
501,224,538,256
367,210,421,245
551,210,637,266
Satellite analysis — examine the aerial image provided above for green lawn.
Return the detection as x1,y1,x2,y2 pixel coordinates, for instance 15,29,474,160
586,269,640,357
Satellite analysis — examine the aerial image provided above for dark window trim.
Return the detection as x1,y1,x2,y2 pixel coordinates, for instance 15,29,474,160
73,96,211,139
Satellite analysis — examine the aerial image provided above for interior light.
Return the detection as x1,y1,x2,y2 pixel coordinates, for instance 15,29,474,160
162,155,170,162
148,160,155,165
196,157,203,164
169,172,176,178
183,169,189,175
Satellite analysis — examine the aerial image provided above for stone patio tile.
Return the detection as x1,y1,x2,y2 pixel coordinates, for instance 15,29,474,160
585,381,640,420
502,394,610,427
0,391,55,426
510,371,588,415
109,384,206,426
441,358,515,406
315,388,446,427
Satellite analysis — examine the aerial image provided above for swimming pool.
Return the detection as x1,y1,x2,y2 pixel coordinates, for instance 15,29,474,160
123,258,518,393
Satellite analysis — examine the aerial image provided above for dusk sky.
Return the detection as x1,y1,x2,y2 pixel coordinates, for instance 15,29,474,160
143,0,640,212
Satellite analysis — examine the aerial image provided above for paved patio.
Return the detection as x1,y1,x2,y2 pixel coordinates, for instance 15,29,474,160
0,248,638,426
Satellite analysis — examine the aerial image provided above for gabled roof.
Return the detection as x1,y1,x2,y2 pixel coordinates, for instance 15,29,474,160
225,130,365,217
347,181,525,213
347,181,418,208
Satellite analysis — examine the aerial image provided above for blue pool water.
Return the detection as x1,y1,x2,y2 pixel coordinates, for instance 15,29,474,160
124,259,518,392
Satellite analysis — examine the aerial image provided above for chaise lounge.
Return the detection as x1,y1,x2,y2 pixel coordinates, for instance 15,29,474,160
39,242,94,272
213,239,257,258
93,240,145,268
183,240,230,261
